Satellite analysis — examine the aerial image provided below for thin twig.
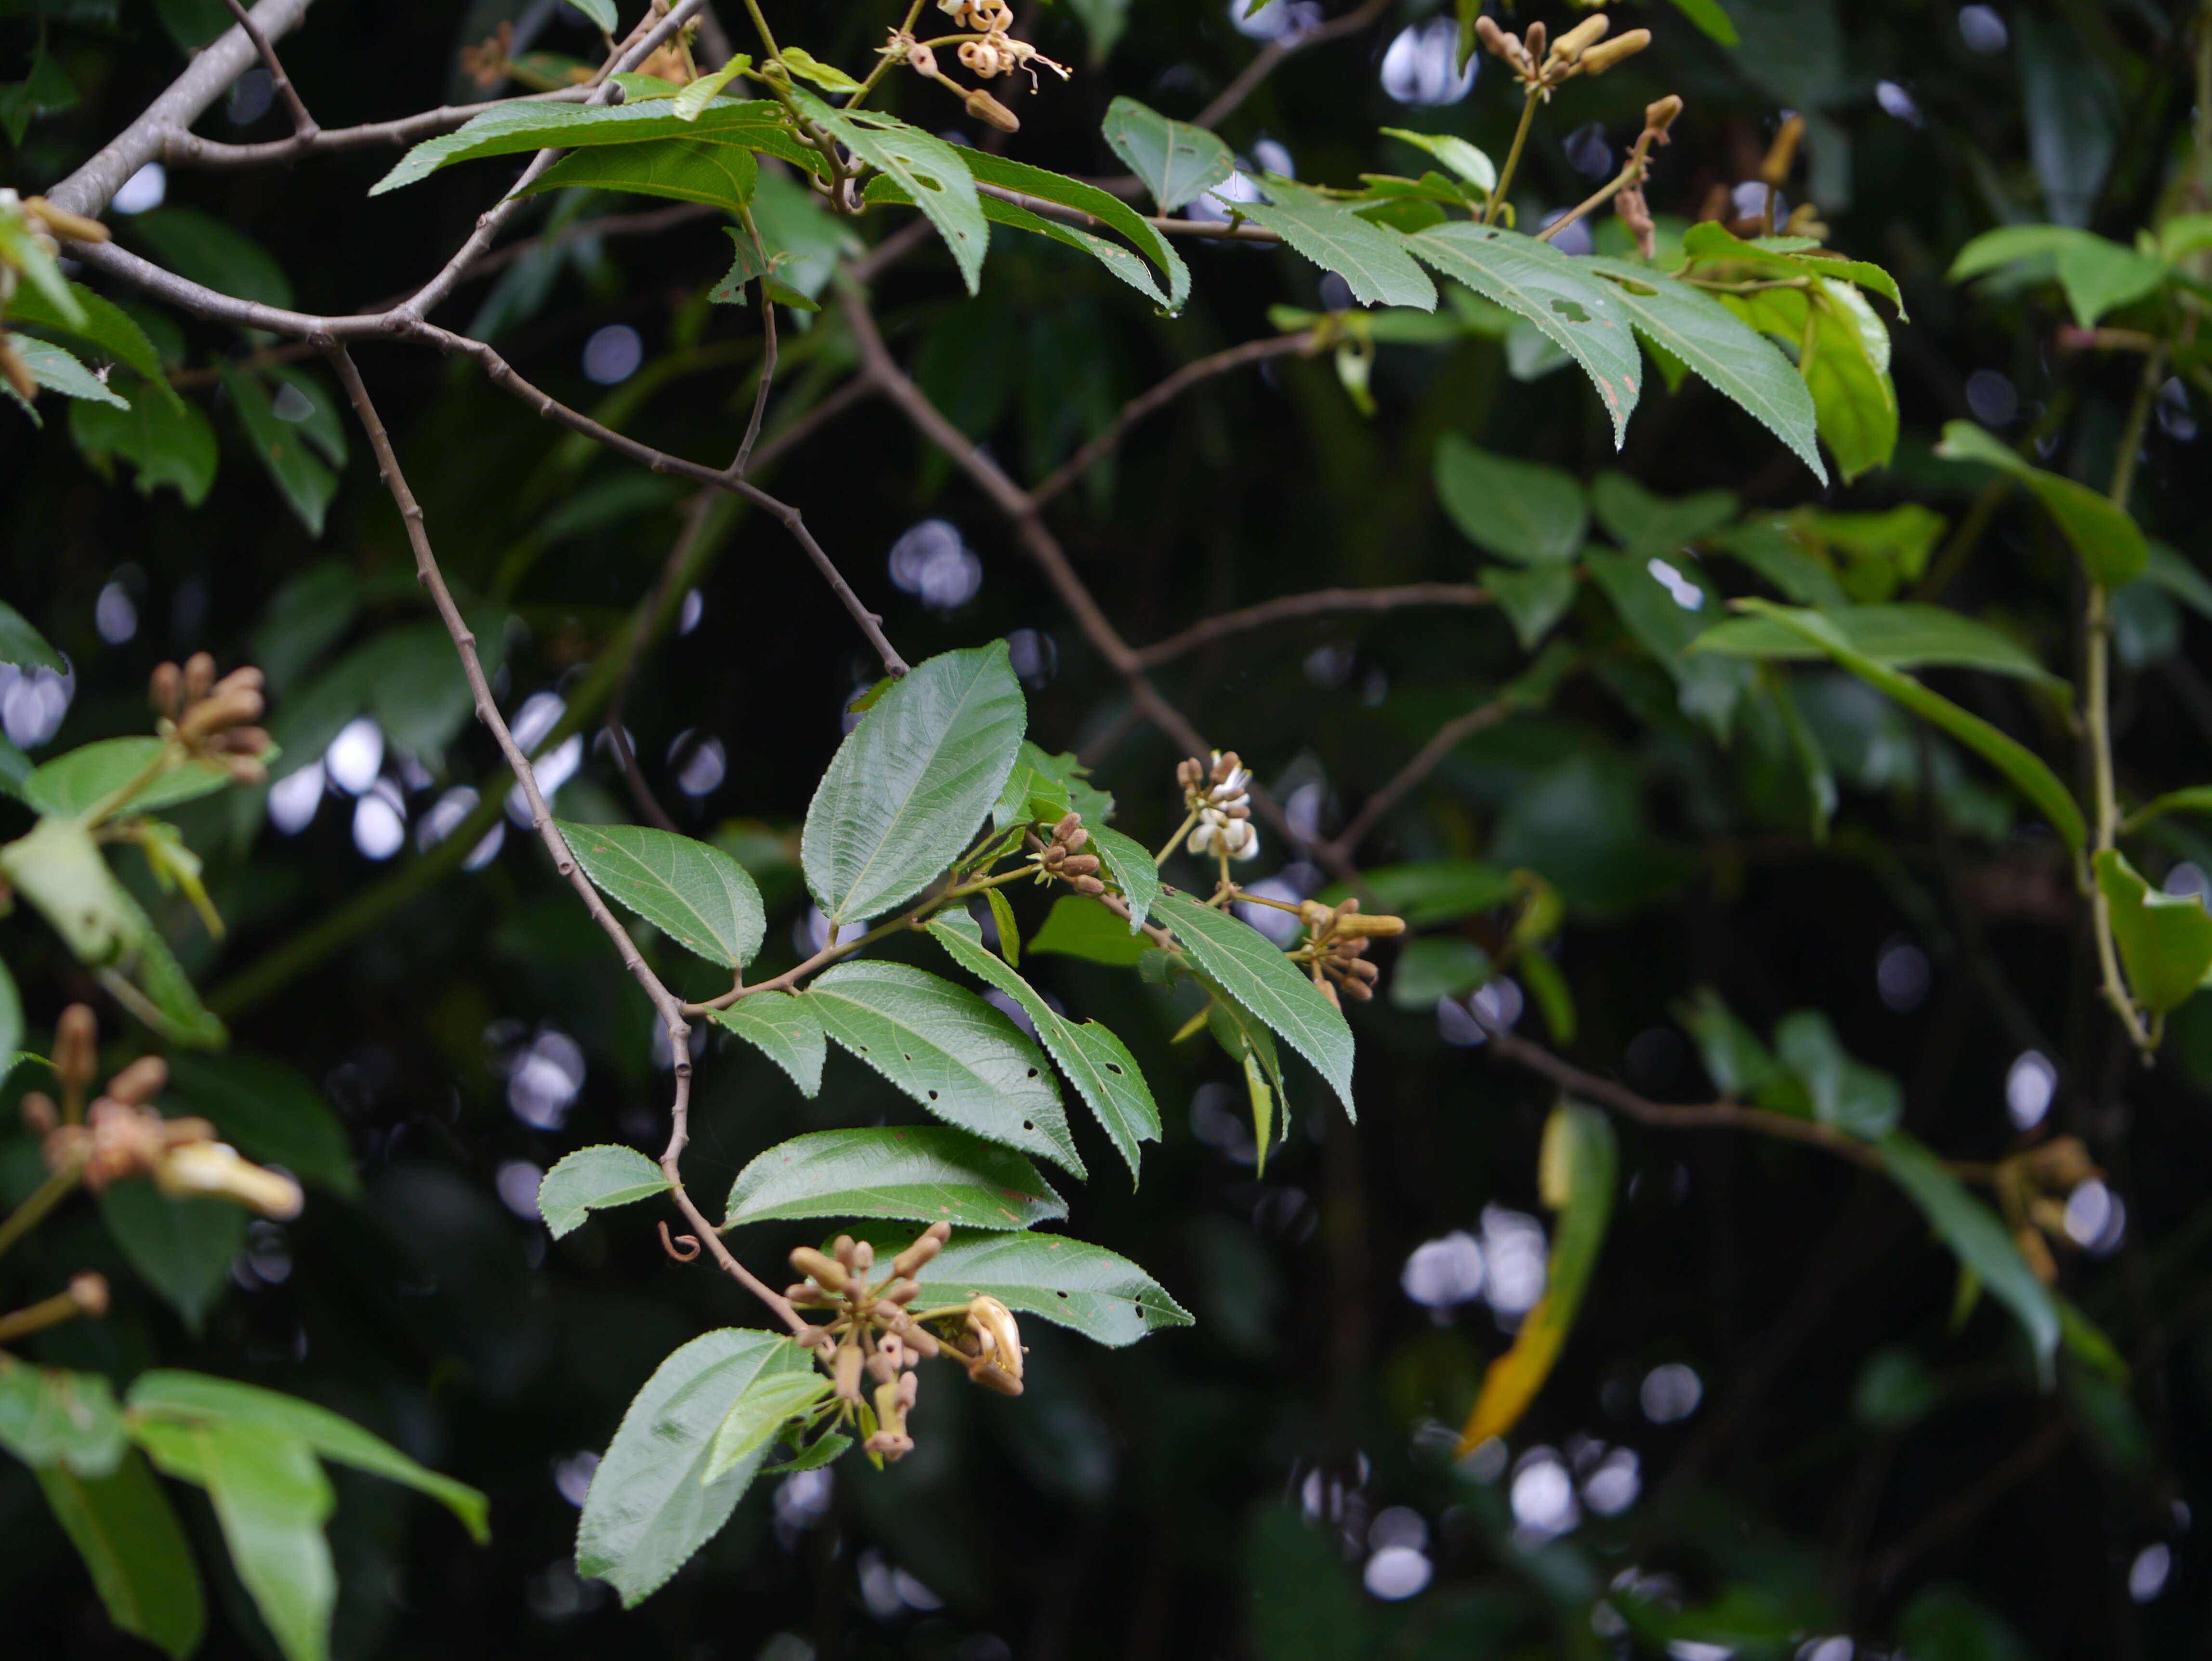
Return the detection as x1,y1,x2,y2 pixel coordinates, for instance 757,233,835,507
164,86,594,170
1192,0,1393,130
221,0,317,136
1133,582,1492,667
1319,695,1519,863
1028,332,1316,508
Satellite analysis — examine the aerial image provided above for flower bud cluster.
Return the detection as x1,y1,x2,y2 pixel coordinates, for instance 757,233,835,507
29,1005,303,1218
887,0,1066,133
1029,811,1105,895
785,1223,1023,1463
1294,898,1406,1007
1474,11,1649,97
1,189,110,404
1179,751,1260,863
1994,1136,2103,1285
151,655,271,784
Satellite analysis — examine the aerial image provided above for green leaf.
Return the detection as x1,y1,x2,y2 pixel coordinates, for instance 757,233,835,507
863,1225,1193,1346
1804,287,1896,482
127,1371,489,1543
69,389,218,506
165,1051,357,1197
774,47,859,94
0,813,138,963
1483,562,1577,648
1238,181,1436,310
1591,472,1740,554
370,99,819,194
2094,849,2212,1014
1935,420,2147,587
263,366,347,468
537,1146,672,1239
0,196,82,319
0,958,18,1092
26,735,241,818
789,90,987,294
1405,223,1644,445
1774,1010,1902,1138
929,910,1161,1181
1101,96,1235,213
1460,1101,1617,1446
104,880,226,1049
1585,256,1826,482
672,51,754,116
1691,603,2059,683
568,0,617,30
1066,0,1130,62
127,209,292,310
2121,785,2212,834
709,990,826,1095
2140,541,2212,621
145,1422,334,1661
1434,435,1586,564
984,886,1021,966
1667,0,1739,45
1380,127,1495,192
1879,1131,2061,1382
915,180,1176,307
1156,891,1356,1117
99,1184,244,1331
36,1452,206,1660
1731,600,2087,850
556,819,766,968
1388,936,1489,1011
0,597,64,672
1029,894,1151,965
806,961,1082,1175
577,1329,816,1606
955,147,1189,309
1949,224,2167,327
802,643,1027,927
1586,550,1750,738
1675,987,1780,1097
1086,824,1159,932
723,1126,1066,1230
0,1357,127,1476
764,1429,852,1475
221,366,336,536
520,135,759,211
700,1371,832,1482
13,337,128,407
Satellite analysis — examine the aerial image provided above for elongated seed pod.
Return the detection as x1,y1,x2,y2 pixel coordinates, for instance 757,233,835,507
790,1246,850,1292
1579,28,1649,74
1549,13,1609,62
965,87,1019,132
834,1343,866,1400
891,1231,945,1280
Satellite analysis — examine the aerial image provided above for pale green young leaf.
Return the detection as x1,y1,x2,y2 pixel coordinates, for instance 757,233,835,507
1381,127,1495,192
1434,435,1586,564
0,198,83,322
723,1126,1066,1230
2094,850,2212,1014
1029,895,1151,965
1239,181,1436,311
984,887,1021,966
577,1329,818,1605
1732,600,2085,849
865,173,1172,308
26,735,240,817
537,1146,672,1240
802,642,1026,927
701,1372,832,1482
1691,603,2059,684
710,991,826,1096
1880,1131,2060,1382
520,136,759,211
1949,223,2165,327
568,0,617,30
774,47,859,94
807,961,1082,1175
556,819,766,968
1584,257,1826,482
36,1453,206,1660
128,1371,489,1542
1101,96,1235,212
1404,224,1643,445
158,1423,335,1661
675,52,755,116
929,910,1161,1181
790,90,987,293
0,1357,127,1476
1156,891,1356,1117
1935,420,2147,587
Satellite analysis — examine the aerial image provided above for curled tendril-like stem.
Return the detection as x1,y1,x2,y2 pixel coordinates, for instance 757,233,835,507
658,1221,702,1261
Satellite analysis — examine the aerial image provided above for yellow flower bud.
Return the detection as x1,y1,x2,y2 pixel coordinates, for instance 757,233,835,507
1548,13,1610,63
1577,28,1650,74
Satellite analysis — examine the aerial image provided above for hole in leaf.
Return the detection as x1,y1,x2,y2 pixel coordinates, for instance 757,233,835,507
927,1090,940,1101
1026,1068,1039,1079
1105,1063,1123,1075
1022,1121,1035,1131
1551,298,1591,322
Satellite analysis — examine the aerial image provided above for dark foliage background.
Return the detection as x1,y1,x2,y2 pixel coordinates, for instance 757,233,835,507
6,0,2212,1657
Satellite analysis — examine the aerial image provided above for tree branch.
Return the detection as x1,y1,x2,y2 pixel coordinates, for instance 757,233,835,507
1317,694,1519,864
221,0,318,137
1132,582,1493,668
1192,0,1394,131
162,87,594,171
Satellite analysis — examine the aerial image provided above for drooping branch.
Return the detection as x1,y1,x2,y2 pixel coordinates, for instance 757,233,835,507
1318,693,1519,863
1132,582,1493,667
